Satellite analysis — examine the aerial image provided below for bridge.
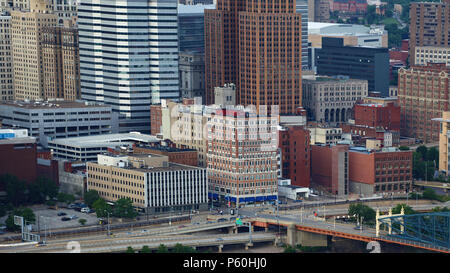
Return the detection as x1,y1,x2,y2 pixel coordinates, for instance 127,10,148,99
247,211,450,253
0,232,277,253
413,181,450,191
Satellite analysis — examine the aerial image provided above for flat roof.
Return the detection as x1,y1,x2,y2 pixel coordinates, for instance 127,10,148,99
108,162,202,173
49,132,159,148
134,144,196,153
0,137,36,145
178,4,215,14
0,100,109,110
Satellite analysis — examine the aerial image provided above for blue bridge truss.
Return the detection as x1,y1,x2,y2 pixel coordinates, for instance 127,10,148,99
378,212,450,249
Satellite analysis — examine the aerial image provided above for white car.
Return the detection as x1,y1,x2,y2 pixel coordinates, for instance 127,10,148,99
81,207,91,213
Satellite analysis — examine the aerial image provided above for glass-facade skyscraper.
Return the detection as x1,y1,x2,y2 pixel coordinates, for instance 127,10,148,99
78,0,179,133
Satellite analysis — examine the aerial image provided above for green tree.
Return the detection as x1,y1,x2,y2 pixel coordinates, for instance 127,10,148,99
57,192,75,205
422,188,438,200
3,175,27,206
431,207,450,213
283,245,297,253
426,147,439,167
392,204,416,215
0,204,6,218
113,198,137,219
79,218,87,226
416,146,428,161
84,190,100,207
28,177,58,204
5,207,36,232
140,246,151,253
171,243,196,253
348,203,376,223
126,246,135,253
156,244,169,253
92,198,111,218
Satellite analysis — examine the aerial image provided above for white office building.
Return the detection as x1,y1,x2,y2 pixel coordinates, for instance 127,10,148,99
48,132,160,162
0,100,118,147
78,0,179,133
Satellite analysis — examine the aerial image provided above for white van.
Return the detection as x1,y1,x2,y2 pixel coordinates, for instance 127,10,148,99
81,207,90,213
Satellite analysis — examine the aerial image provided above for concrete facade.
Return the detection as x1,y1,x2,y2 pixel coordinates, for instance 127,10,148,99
302,75,368,123
179,51,205,100
311,144,349,196
0,13,13,102
0,100,118,147
414,46,450,67
87,153,208,213
398,63,450,143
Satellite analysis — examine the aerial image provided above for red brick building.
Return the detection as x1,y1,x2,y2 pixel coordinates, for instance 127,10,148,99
150,104,162,136
0,137,37,185
205,0,302,114
349,147,412,196
398,63,450,143
133,144,198,167
278,126,310,188
310,144,349,196
354,102,401,132
330,0,367,13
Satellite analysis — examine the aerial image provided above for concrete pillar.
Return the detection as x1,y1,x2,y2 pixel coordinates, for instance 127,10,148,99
234,227,238,234
286,224,297,247
264,226,268,232
228,227,233,234
218,245,223,253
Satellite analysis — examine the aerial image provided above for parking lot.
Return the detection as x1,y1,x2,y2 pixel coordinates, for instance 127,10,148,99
31,205,99,231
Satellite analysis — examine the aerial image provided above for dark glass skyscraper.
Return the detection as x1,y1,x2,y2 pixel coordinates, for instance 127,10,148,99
316,37,389,97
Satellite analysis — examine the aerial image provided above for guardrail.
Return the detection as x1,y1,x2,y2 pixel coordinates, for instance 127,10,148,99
1,215,190,242
377,235,450,253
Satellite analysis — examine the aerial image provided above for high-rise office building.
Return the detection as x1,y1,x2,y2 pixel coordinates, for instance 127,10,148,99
398,63,450,143
177,3,214,53
50,0,78,19
205,0,302,114
316,37,389,96
296,0,309,71
78,0,180,133
0,12,13,101
207,107,278,205
409,0,450,65
10,0,57,100
41,19,80,101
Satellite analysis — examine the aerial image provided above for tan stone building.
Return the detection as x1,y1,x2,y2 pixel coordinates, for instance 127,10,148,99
414,46,450,67
87,153,208,214
11,0,57,100
398,63,450,143
0,13,13,101
302,75,368,123
161,99,217,167
409,0,450,64
433,111,450,175
41,19,79,100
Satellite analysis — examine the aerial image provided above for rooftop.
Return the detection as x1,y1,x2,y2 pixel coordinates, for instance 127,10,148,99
0,136,36,145
134,144,196,153
0,100,109,109
178,4,215,15
49,132,159,148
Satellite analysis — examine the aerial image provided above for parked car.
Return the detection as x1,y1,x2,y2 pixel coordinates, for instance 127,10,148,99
354,225,363,230
57,212,67,216
81,207,91,213
216,238,224,241
217,218,227,222
294,200,303,203
69,215,78,220
61,217,71,221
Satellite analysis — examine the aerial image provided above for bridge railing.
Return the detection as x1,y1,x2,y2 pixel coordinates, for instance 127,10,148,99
378,235,450,252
